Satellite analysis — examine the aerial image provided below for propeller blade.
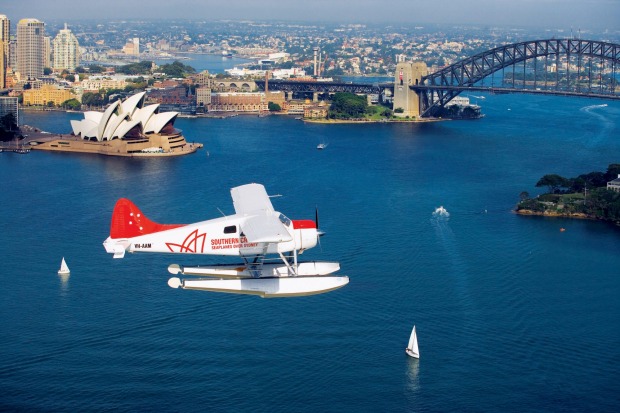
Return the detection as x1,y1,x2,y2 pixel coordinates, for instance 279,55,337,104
315,206,325,237
315,206,319,230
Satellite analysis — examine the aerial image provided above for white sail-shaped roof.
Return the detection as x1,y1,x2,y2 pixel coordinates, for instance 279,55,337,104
120,91,146,118
144,112,178,134
70,91,179,141
83,111,103,124
132,104,160,129
71,119,99,138
103,113,130,140
97,100,121,141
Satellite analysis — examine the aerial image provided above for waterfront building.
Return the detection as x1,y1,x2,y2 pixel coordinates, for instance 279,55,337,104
0,14,9,88
607,175,620,192
80,78,127,91
304,101,328,119
209,92,262,112
22,84,76,106
192,70,214,88
52,24,80,71
17,18,45,80
208,91,285,113
196,87,211,108
0,96,18,125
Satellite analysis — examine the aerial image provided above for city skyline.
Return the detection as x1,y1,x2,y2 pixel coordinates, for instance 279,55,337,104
2,0,620,31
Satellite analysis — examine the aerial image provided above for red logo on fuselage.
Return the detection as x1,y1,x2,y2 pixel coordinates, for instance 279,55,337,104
166,229,207,253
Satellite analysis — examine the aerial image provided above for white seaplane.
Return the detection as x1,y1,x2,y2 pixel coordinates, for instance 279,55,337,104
103,183,349,297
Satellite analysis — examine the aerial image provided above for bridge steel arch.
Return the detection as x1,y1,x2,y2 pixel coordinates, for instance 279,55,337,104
415,39,620,117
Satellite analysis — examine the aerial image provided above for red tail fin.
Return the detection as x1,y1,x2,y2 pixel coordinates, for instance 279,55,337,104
110,198,183,239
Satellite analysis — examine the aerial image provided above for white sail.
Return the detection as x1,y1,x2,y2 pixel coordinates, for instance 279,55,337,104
58,257,70,275
406,325,419,358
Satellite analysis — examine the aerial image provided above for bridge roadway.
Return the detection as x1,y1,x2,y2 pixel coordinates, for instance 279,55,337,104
256,80,620,102
255,79,388,95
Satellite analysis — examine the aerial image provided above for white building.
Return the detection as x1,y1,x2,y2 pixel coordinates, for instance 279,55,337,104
607,175,620,192
52,24,80,71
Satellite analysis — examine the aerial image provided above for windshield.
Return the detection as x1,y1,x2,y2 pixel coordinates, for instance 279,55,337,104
278,213,291,227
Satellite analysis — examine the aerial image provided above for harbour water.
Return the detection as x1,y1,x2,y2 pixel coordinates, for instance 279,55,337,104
2,94,620,412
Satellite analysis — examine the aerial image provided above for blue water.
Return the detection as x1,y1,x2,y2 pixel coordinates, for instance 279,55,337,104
2,94,620,412
155,54,252,73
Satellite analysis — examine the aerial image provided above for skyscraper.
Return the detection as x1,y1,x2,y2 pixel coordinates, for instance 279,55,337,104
0,14,9,88
52,24,80,71
17,18,45,80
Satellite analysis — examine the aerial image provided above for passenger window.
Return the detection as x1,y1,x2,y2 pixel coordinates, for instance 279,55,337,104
224,225,236,234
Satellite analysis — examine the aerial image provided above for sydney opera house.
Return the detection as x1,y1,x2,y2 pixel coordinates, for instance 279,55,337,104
28,91,201,157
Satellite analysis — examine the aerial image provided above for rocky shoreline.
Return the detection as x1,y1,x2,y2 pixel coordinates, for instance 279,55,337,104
514,208,620,226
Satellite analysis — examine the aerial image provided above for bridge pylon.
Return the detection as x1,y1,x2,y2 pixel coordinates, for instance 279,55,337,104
393,61,427,118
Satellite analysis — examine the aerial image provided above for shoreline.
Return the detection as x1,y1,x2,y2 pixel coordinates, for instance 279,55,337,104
514,208,620,226
302,117,445,124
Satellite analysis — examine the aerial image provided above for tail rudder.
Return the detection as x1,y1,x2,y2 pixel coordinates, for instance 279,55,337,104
110,198,183,239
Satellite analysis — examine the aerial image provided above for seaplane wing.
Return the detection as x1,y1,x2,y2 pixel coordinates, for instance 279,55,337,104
241,214,292,243
231,183,274,215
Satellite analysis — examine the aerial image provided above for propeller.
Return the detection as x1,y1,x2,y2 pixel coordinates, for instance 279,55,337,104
315,206,324,252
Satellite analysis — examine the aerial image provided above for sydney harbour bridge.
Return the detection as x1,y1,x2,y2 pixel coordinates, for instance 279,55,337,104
255,38,620,118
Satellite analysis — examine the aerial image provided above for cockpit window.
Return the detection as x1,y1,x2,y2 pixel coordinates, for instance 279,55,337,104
278,213,291,227
224,225,237,234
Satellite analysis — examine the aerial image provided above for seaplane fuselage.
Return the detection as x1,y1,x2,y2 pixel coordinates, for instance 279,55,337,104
104,209,318,258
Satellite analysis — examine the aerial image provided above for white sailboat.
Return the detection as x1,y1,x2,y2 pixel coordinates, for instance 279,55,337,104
58,257,70,275
405,325,419,358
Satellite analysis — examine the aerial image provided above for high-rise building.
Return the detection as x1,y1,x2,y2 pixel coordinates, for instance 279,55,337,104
17,18,46,80
52,24,80,71
0,14,9,88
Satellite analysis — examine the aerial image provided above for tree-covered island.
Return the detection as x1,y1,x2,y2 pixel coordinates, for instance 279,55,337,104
516,164,620,224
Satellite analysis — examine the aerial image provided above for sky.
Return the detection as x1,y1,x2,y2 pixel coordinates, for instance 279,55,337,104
1,0,619,31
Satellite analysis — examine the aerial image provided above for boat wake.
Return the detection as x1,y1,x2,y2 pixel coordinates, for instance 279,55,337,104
580,103,608,112
579,104,612,147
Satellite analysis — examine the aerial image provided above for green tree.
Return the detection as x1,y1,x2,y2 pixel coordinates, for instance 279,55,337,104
117,61,153,75
81,91,104,107
0,113,17,141
536,174,570,193
61,98,82,110
268,102,281,112
43,67,52,75
328,92,368,119
158,61,196,78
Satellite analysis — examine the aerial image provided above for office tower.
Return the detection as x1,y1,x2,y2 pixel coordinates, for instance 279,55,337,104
53,24,80,71
17,18,46,80
0,15,9,88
